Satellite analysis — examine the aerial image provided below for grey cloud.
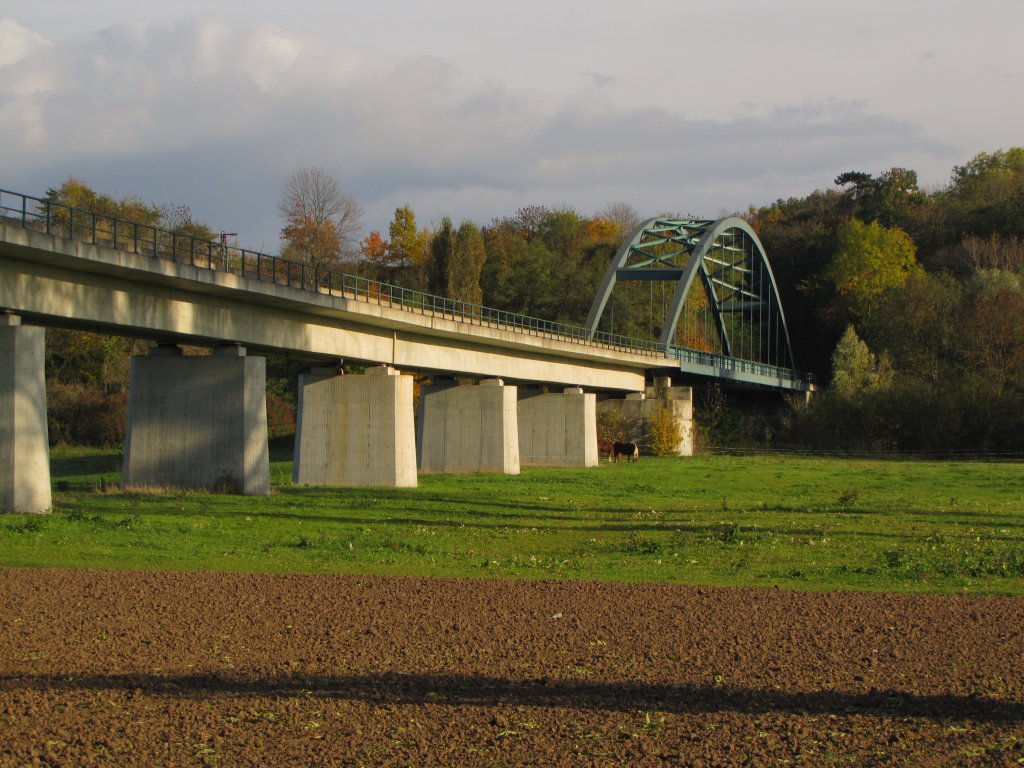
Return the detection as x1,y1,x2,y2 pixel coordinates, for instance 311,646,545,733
581,72,616,88
1,17,959,250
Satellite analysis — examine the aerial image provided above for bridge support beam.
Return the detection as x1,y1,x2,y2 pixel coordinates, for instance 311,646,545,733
597,378,694,457
293,365,417,487
122,344,270,494
417,378,520,475
0,315,51,513
518,387,598,467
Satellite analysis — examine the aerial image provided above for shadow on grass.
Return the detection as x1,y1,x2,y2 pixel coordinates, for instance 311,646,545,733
50,451,122,477
3,671,1020,724
48,454,1024,538
50,491,1024,544
47,500,926,542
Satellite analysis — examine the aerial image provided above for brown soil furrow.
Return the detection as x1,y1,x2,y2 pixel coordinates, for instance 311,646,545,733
1,569,1022,766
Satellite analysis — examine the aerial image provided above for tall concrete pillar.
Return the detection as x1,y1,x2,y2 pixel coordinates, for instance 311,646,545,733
0,315,51,513
122,344,270,494
417,378,519,474
599,381,694,457
646,377,695,455
518,387,598,467
293,365,417,487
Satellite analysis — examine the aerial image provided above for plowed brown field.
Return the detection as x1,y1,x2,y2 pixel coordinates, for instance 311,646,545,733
1,568,1022,766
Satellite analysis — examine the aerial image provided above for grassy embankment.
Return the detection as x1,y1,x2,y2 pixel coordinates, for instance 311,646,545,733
2,448,1023,594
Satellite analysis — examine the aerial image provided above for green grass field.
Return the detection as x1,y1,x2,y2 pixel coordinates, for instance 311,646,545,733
2,448,1023,594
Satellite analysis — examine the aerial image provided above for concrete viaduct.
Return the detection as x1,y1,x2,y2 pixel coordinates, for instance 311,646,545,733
0,191,813,513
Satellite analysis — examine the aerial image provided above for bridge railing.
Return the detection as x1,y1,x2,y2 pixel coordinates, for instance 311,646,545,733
0,188,657,354
0,187,815,387
668,346,816,385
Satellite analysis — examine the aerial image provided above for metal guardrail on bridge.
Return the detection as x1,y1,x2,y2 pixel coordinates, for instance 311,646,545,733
0,188,815,387
668,347,814,385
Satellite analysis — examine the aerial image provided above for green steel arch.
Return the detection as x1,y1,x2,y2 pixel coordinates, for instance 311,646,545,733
585,217,796,370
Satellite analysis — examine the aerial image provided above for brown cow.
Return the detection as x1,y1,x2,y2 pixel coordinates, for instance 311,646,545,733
612,441,639,463
598,439,614,462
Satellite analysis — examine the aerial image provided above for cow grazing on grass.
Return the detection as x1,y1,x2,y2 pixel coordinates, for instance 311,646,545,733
612,441,639,463
598,439,614,461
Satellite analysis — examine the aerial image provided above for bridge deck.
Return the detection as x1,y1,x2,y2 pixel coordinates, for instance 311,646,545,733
0,190,814,393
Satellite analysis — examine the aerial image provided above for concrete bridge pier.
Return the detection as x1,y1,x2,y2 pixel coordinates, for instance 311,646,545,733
122,343,270,494
0,313,51,513
417,378,520,474
646,378,695,457
293,365,417,487
518,386,598,467
598,377,694,457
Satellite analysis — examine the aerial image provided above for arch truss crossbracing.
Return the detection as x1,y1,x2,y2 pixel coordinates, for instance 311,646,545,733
584,217,796,370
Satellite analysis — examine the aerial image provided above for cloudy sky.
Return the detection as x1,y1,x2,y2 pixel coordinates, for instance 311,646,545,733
2,1,1021,252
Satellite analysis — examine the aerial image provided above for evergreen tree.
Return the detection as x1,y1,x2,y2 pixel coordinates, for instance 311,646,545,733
450,221,486,305
428,217,455,296
830,325,892,397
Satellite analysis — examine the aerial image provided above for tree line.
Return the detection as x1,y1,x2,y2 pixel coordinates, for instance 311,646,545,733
273,167,642,325
744,149,1024,453
38,148,1024,452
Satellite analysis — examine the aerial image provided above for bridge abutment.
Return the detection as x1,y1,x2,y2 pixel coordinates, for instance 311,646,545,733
122,344,270,494
598,378,694,457
518,387,598,467
417,378,520,475
293,365,417,487
0,315,51,513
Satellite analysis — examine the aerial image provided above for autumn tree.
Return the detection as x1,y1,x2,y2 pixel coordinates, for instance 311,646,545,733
359,230,389,270
826,218,920,321
388,205,429,269
278,166,364,272
44,177,163,246
648,404,683,456
595,201,642,242
45,177,158,222
46,177,222,254
584,216,621,246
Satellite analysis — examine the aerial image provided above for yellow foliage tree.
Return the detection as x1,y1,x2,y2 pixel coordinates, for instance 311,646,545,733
648,404,682,456
827,218,920,320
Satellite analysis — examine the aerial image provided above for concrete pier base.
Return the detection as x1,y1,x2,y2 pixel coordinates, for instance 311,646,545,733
0,316,51,513
518,387,598,467
598,378,694,456
122,344,270,494
417,378,519,474
293,365,417,487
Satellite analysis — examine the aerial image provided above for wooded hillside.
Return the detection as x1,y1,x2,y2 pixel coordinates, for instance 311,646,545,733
38,148,1024,453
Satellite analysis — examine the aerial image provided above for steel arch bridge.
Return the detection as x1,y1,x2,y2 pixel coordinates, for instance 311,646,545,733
585,216,796,376
0,182,814,392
